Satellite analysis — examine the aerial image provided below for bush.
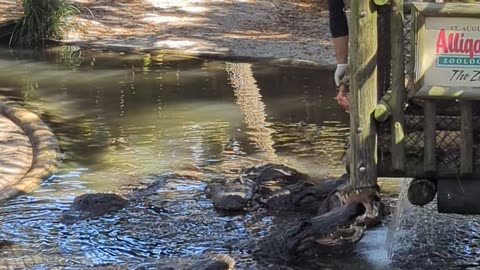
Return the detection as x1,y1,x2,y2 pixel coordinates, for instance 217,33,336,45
10,0,79,48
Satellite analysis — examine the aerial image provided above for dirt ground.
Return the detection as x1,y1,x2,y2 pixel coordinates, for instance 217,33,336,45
66,0,336,68
0,0,335,68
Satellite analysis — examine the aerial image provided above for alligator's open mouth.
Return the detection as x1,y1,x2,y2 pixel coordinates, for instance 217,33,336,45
312,225,365,247
309,197,381,251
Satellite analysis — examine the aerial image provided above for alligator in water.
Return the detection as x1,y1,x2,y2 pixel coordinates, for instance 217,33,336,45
254,192,380,262
61,164,382,264
205,163,349,213
205,163,382,261
60,173,197,224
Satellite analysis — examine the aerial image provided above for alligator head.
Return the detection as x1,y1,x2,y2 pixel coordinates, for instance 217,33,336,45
255,202,366,262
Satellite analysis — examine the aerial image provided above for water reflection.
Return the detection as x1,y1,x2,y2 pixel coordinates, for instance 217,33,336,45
226,62,277,162
0,46,351,269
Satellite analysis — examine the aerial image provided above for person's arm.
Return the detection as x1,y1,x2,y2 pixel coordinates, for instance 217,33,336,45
333,36,348,65
328,0,349,86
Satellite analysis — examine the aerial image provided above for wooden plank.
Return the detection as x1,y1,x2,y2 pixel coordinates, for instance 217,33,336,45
378,162,458,178
390,0,406,172
413,3,480,18
424,100,437,174
412,5,427,94
415,86,480,100
460,101,473,175
349,0,378,189
378,159,478,178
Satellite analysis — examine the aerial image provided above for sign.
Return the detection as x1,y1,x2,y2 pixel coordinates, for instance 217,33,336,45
419,17,480,88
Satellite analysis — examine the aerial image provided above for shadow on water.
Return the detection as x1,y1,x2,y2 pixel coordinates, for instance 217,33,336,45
0,46,476,270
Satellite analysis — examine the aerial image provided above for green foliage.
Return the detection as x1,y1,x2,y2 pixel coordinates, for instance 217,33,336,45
10,0,79,48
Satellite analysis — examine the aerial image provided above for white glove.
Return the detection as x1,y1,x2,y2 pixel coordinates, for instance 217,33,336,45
334,63,348,87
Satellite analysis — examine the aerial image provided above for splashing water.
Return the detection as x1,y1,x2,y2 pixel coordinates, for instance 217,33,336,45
385,178,413,259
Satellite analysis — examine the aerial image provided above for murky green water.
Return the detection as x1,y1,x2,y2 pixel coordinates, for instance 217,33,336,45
0,46,351,269
0,46,479,270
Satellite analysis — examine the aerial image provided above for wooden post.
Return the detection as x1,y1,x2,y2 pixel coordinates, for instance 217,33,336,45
349,0,379,189
424,100,437,174
460,101,473,175
390,0,406,172
462,7,475,180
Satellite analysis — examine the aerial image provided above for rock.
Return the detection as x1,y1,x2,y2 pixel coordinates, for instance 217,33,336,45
61,193,128,224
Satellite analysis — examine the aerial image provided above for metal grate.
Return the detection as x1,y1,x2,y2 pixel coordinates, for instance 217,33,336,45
404,13,413,82
403,104,424,169
435,101,462,169
400,9,426,171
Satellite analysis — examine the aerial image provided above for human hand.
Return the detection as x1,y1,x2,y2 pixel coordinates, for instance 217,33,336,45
334,63,348,87
335,84,350,113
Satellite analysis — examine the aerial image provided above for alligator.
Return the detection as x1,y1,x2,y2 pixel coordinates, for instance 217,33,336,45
59,174,195,224
60,193,129,225
60,164,381,264
205,163,349,213
254,191,379,262
206,163,382,261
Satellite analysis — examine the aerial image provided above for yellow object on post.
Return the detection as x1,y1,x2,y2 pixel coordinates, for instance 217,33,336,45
373,0,389,6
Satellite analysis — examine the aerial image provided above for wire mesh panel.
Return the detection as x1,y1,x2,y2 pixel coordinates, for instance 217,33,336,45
435,100,462,170
404,10,414,97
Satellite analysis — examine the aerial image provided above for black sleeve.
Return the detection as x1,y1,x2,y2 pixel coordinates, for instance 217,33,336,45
327,0,349,38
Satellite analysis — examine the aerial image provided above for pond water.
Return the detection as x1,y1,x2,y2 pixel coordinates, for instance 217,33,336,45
0,46,478,270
